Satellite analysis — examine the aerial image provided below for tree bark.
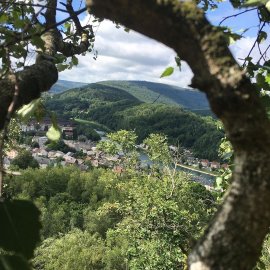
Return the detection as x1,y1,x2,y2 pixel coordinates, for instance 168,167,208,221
0,0,92,130
0,60,58,130
87,0,270,269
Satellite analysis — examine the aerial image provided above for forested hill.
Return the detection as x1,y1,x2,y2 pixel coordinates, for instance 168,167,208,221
45,82,223,160
50,80,210,111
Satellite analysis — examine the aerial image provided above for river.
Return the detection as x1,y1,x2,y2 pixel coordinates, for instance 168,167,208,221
140,152,215,187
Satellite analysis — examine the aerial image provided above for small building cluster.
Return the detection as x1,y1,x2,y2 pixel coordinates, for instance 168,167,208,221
6,121,228,178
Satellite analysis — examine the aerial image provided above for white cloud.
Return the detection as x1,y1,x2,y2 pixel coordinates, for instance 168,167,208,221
60,16,265,87
60,19,193,87
230,36,270,65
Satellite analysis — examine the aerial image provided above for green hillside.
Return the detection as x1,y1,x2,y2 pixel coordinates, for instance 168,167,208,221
99,80,209,110
49,80,210,111
45,82,222,160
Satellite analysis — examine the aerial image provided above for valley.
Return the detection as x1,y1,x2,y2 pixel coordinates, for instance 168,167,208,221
45,80,223,160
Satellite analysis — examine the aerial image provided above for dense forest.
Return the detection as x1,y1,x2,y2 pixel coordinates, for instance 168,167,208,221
4,133,270,270
45,82,223,160
5,166,214,270
50,80,210,111
4,133,218,269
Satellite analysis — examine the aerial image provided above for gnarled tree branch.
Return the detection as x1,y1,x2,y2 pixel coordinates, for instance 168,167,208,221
65,0,84,34
86,0,270,269
0,60,58,130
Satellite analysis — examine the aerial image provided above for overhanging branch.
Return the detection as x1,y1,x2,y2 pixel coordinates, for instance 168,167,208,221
86,1,270,269
0,60,58,130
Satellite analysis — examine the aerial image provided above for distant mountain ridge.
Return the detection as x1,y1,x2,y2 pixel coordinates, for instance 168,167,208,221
50,79,209,111
50,80,88,94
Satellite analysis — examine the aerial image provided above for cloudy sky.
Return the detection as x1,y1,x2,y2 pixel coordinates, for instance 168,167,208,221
59,2,264,87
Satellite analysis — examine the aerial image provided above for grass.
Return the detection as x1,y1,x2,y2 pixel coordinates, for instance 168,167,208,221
73,118,111,132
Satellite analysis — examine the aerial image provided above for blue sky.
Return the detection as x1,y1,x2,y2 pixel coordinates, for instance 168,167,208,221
207,2,259,36
58,1,263,87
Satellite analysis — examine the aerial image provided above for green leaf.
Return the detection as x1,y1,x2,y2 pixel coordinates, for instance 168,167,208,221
266,0,270,10
0,14,8,24
265,73,270,84
46,125,61,141
258,31,267,43
72,56,79,66
242,0,267,6
31,36,45,50
160,67,174,78
0,200,41,259
57,63,69,72
256,72,270,90
215,177,223,188
17,99,41,121
0,255,31,270
175,56,181,69
64,22,71,34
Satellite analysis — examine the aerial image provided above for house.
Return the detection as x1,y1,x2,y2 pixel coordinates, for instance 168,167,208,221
64,155,77,165
62,127,77,140
187,157,195,165
34,157,51,169
3,157,10,168
54,151,65,158
65,152,74,157
48,151,56,159
87,150,95,156
21,123,35,132
221,163,229,169
91,159,99,167
201,159,210,167
105,155,119,162
6,150,18,159
113,165,124,174
78,164,89,171
77,159,84,165
34,136,48,147
210,161,220,169
38,149,48,157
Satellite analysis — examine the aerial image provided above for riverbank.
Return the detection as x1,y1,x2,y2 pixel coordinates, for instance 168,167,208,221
176,163,218,177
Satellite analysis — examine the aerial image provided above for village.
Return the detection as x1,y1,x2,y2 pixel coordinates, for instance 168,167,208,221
3,120,228,175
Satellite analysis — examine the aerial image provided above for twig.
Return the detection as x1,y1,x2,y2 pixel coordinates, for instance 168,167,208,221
219,7,257,26
257,42,266,62
152,94,161,104
64,0,84,34
257,43,270,64
243,21,266,67
1,7,87,49
3,169,21,176
0,1,69,13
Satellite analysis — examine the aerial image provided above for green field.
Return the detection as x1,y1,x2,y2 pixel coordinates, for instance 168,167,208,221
73,118,111,132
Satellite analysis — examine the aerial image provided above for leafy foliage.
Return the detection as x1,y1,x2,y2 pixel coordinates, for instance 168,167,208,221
0,200,41,259
5,132,217,269
11,150,39,170
45,140,75,154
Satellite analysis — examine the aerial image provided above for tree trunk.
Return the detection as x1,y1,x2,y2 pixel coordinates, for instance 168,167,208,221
0,60,58,130
87,0,270,269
